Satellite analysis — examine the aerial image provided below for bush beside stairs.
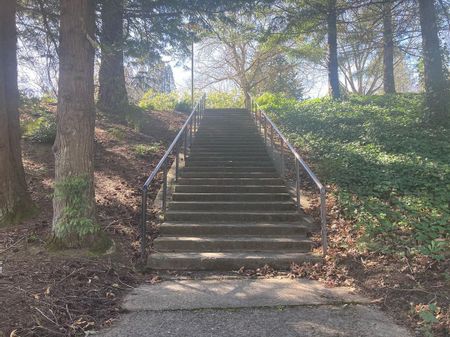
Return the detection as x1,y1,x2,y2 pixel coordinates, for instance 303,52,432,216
147,108,319,270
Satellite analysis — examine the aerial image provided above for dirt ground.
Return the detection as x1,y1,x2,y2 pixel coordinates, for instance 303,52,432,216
0,109,185,337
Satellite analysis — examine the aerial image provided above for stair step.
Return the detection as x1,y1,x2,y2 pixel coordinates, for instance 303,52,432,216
174,185,287,193
169,201,296,211
187,157,270,162
176,178,283,186
159,222,308,236
180,172,278,178
165,211,300,222
172,193,291,202
154,236,312,252
186,161,273,167
188,154,268,159
147,252,319,270
182,166,276,172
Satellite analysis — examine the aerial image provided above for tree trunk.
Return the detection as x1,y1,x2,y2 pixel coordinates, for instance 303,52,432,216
97,0,128,118
418,0,450,126
0,0,34,226
52,0,97,245
327,0,341,99
383,0,396,94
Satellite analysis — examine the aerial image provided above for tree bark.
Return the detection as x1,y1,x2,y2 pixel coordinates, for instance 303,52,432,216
0,0,34,226
327,0,341,99
52,0,97,245
97,0,128,118
418,0,450,126
383,0,396,94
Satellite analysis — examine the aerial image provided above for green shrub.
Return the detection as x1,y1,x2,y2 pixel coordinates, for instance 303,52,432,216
258,93,450,259
22,113,57,143
132,143,162,157
108,127,126,141
175,100,191,113
206,90,245,108
125,105,145,131
139,89,178,111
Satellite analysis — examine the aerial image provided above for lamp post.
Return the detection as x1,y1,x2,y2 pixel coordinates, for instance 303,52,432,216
191,39,194,109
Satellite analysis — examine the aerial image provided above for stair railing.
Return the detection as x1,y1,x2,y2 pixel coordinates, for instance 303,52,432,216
249,98,328,256
140,94,206,261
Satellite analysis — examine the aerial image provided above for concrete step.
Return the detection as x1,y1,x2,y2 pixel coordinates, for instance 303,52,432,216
189,150,268,155
185,161,273,167
153,236,312,252
168,201,296,211
165,211,300,222
192,142,264,147
188,153,269,159
147,252,319,270
176,178,283,186
190,146,267,152
186,156,270,162
174,185,287,193
182,167,276,172
159,222,308,236
180,172,278,178
171,193,291,202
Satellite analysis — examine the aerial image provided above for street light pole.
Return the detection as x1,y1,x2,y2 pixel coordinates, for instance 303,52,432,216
191,39,194,109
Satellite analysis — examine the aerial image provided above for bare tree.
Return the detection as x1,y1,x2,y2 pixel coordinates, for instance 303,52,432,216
196,14,300,105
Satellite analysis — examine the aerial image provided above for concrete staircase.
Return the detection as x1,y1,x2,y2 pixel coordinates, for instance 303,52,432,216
147,109,318,270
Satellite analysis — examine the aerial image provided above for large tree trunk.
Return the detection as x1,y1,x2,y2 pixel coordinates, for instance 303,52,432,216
52,0,97,245
383,0,396,94
97,0,128,118
0,0,34,226
327,0,341,99
418,0,450,126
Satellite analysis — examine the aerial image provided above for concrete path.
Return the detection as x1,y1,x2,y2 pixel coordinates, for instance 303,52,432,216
96,278,412,337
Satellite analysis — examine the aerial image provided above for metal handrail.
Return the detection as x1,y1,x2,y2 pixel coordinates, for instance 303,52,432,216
140,94,206,261
249,98,328,256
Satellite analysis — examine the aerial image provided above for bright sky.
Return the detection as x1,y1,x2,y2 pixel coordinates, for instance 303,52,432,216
167,43,329,99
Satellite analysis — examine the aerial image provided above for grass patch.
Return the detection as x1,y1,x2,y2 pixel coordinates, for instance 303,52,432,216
132,143,162,157
257,93,450,259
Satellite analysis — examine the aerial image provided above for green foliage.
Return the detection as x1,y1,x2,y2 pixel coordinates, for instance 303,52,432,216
125,105,146,131
175,100,191,113
132,143,162,157
415,303,441,337
108,127,126,141
21,94,57,143
206,90,245,108
54,175,99,240
257,93,450,258
139,89,178,111
22,113,57,143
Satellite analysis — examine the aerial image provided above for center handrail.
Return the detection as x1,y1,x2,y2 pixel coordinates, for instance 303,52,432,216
249,98,328,256
140,94,206,261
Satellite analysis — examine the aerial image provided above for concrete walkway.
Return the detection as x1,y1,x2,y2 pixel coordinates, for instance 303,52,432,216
96,278,412,337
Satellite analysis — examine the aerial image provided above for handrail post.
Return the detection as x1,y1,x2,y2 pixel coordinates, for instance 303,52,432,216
189,118,193,149
175,144,180,182
295,160,301,210
162,161,168,218
320,188,328,256
264,116,267,146
280,138,285,177
270,124,274,155
140,188,148,262
183,128,188,159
